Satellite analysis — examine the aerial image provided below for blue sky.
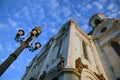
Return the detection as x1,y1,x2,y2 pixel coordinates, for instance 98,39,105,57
0,0,120,80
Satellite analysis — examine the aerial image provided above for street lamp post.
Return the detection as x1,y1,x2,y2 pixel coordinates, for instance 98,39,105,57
0,27,42,76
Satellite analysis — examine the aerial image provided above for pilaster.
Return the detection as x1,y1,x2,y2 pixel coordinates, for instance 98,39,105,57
66,20,76,68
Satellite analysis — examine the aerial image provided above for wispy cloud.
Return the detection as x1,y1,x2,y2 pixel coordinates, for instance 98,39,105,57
75,12,81,17
99,0,107,3
82,24,90,33
62,6,71,17
0,23,6,30
86,4,92,9
0,43,4,51
106,2,120,18
22,6,31,21
10,64,21,71
38,8,45,19
63,0,69,4
0,58,5,63
49,0,59,10
51,28,58,34
14,12,20,18
8,18,18,28
0,0,120,80
93,1,103,9
107,3,114,10
6,42,14,52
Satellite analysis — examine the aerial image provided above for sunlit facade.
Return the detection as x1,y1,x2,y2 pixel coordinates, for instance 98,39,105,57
21,13,120,80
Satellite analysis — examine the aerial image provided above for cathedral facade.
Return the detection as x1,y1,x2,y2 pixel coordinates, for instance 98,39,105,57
21,13,120,80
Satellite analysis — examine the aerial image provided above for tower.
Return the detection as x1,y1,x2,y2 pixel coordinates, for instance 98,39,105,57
21,13,120,80
89,13,120,80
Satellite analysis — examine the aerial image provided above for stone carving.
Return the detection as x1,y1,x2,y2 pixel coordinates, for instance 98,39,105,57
94,72,105,80
40,71,46,80
57,56,65,71
75,57,88,74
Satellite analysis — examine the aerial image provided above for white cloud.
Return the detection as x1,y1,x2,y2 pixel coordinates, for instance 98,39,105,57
7,47,14,52
14,12,20,18
0,44,4,51
0,58,5,62
56,17,62,22
22,6,31,21
63,0,69,4
46,0,61,18
99,0,107,3
82,24,89,33
8,18,18,27
86,4,92,9
107,3,114,10
39,8,45,19
51,28,58,34
62,6,71,17
27,59,32,63
15,43,20,47
112,7,118,13
10,78,19,80
7,43,14,52
75,11,81,17
0,23,5,29
10,64,21,71
50,0,59,9
93,1,103,9
81,7,87,12
108,13,117,18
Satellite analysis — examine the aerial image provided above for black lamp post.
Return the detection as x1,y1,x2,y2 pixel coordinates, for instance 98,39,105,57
0,27,42,76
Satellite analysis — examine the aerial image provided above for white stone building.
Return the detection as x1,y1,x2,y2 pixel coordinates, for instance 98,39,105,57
21,13,120,80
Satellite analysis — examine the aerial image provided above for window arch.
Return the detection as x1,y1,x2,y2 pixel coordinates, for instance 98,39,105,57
100,27,107,33
94,19,101,26
111,41,120,57
82,41,88,60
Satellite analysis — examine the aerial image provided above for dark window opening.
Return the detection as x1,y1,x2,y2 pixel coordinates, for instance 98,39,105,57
52,77,59,80
94,19,101,26
111,41,120,57
82,41,88,60
100,27,107,33
29,77,36,80
116,77,120,80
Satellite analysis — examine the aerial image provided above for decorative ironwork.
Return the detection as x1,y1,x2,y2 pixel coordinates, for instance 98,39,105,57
0,27,42,76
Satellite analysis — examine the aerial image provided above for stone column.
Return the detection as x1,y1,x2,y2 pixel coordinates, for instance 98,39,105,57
66,20,76,68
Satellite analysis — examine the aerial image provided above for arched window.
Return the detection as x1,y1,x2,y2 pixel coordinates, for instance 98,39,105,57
100,27,107,33
82,41,88,60
111,41,120,57
94,19,101,26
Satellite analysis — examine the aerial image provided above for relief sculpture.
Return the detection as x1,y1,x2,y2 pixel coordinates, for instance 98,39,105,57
75,57,88,74
94,72,105,80
57,56,65,71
